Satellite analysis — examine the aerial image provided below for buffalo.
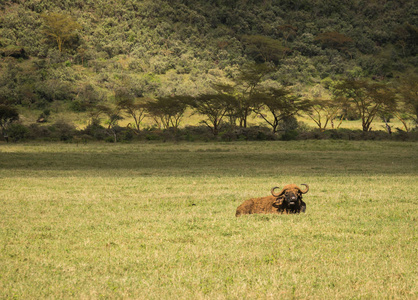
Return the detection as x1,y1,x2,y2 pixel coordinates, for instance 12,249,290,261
235,184,309,217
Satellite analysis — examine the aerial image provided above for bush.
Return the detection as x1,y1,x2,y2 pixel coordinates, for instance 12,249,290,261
278,115,299,132
82,120,107,140
182,125,213,142
8,123,29,141
280,130,299,141
145,133,162,141
236,126,276,141
49,120,76,141
69,100,87,112
27,123,52,139
104,136,115,143
118,128,135,142
12,123,418,143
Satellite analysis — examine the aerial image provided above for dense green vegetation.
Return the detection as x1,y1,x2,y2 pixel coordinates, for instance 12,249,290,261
0,141,417,298
0,0,417,141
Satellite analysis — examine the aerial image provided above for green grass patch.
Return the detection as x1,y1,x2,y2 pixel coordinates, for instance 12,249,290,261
0,141,417,299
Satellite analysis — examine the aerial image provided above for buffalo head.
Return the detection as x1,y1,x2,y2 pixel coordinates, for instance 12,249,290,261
271,184,309,206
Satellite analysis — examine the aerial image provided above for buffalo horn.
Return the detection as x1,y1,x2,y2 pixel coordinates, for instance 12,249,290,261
300,184,309,194
271,186,282,197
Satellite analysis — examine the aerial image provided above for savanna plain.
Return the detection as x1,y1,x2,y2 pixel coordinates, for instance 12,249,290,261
0,140,417,299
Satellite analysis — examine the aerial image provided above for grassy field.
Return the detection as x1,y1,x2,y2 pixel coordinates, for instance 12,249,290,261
0,140,417,299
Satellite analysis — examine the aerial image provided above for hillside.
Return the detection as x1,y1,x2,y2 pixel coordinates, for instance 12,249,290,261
0,0,417,134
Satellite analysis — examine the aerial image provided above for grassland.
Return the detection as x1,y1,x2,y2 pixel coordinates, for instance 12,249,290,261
0,140,417,299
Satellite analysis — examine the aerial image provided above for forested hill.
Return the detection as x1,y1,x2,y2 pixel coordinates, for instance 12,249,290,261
0,0,417,107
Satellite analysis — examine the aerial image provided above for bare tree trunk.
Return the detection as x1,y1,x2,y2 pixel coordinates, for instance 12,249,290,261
383,116,392,134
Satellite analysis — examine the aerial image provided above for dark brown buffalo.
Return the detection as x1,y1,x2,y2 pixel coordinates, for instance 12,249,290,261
235,184,309,217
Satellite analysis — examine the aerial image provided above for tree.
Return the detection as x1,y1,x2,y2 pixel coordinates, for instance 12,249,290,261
306,99,343,132
277,24,297,46
315,31,353,51
394,74,418,131
315,31,354,57
210,83,238,126
395,23,418,57
241,35,289,64
332,79,396,132
234,62,274,128
253,87,309,133
146,96,190,130
97,105,123,143
115,89,147,134
73,84,105,112
83,96,125,142
41,12,81,52
0,104,19,142
190,93,237,136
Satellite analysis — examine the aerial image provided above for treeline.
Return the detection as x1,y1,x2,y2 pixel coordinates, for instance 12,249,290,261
0,0,417,142
1,67,417,143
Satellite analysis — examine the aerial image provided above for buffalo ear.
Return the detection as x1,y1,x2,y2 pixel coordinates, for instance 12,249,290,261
273,198,283,207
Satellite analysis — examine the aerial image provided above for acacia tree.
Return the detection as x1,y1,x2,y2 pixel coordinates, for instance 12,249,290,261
277,24,297,46
395,23,418,57
146,96,190,130
104,108,123,143
210,83,238,126
395,74,418,131
190,93,237,136
85,104,122,142
241,35,289,64
234,62,274,128
41,12,81,52
332,79,396,132
115,89,147,134
306,99,343,132
315,31,353,51
253,87,310,133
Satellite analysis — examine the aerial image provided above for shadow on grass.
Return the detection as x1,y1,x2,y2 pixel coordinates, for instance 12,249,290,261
1,147,417,177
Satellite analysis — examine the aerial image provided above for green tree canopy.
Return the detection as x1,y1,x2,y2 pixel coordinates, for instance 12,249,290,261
190,93,238,136
41,12,81,52
315,31,353,51
253,87,310,133
241,35,289,64
146,96,190,130
306,99,343,132
332,79,397,132
234,62,274,127
395,74,418,131
116,90,148,134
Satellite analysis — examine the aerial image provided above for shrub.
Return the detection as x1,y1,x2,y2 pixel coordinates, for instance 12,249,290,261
104,136,115,143
49,120,76,141
27,123,51,139
236,126,276,141
280,130,299,141
82,120,107,140
8,123,29,142
69,100,87,112
118,128,135,142
278,115,299,132
145,133,162,141
182,125,213,142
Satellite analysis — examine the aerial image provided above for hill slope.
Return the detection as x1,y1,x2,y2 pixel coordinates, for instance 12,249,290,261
0,0,417,125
